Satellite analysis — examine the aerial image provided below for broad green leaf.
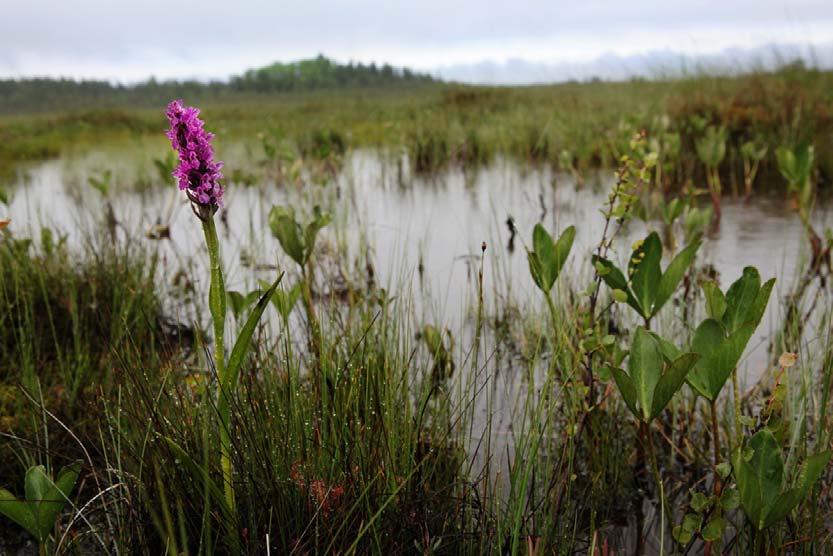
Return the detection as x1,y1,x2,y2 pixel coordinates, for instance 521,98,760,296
688,320,755,401
224,273,284,393
302,206,332,265
528,225,575,293
653,238,701,317
628,327,662,421
665,198,684,223
33,462,80,541
530,224,556,291
696,126,727,168
650,352,699,420
748,278,775,330
226,289,264,319
734,429,784,530
592,256,642,315
763,450,832,528
628,233,662,319
776,144,814,189
762,488,803,529
686,319,726,398
610,367,638,418
701,280,727,320
650,332,681,362
723,267,761,334
269,206,305,265
551,225,576,282
0,489,37,538
24,466,52,507
527,251,546,292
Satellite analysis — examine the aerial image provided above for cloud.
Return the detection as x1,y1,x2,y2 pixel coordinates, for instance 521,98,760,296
1,1,832,81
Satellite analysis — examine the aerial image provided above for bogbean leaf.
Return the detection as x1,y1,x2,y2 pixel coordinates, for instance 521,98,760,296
593,256,642,315
653,237,701,316
270,205,331,267
702,281,727,320
629,327,662,421
628,233,662,319
723,267,762,333
649,352,699,420
776,144,814,191
527,224,575,293
688,321,755,401
269,206,306,265
610,367,638,418
731,430,830,531
303,206,332,263
689,268,774,400
32,463,81,542
696,126,728,168
611,329,696,422
761,449,831,528
734,429,783,530
686,318,726,398
0,488,37,538
0,462,81,542
595,232,700,320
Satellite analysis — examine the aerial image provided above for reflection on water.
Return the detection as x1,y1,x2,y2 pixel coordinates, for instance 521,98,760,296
6,149,830,389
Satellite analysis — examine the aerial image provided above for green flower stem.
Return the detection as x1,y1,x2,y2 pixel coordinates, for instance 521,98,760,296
202,216,235,513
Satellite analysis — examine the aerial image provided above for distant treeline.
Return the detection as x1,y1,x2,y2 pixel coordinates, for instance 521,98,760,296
0,55,437,114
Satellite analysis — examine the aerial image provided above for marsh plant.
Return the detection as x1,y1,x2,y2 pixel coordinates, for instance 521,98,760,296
696,125,728,219
3,109,833,555
740,139,767,202
0,463,80,555
165,100,283,521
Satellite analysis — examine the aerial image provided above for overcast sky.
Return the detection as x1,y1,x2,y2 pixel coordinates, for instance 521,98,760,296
2,1,832,83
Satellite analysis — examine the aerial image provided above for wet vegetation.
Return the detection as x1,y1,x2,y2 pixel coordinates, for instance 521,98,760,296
1,64,833,554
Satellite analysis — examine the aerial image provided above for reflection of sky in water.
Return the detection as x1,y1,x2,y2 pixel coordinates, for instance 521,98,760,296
8,150,832,382
7,149,833,481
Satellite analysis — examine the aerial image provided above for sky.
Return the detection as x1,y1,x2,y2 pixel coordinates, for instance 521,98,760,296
1,0,832,84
